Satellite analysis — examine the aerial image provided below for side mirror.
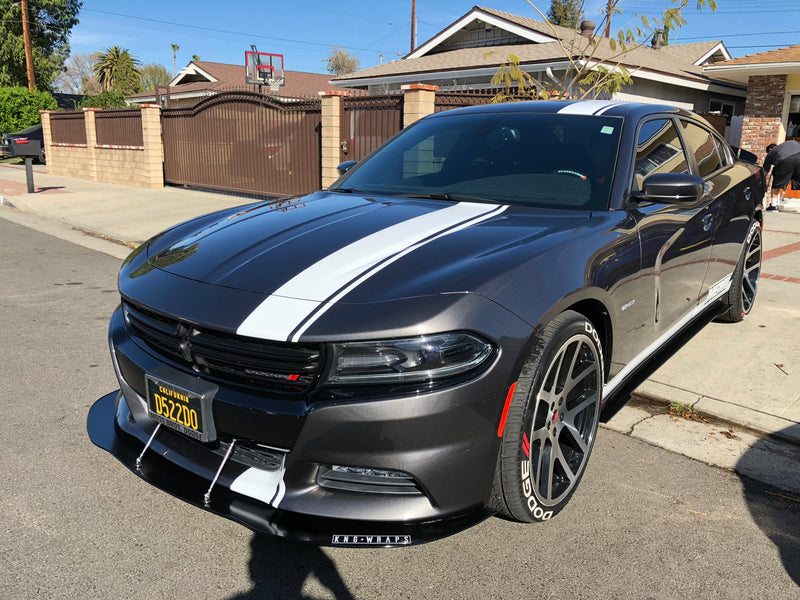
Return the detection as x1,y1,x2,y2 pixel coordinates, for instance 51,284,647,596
337,161,358,176
633,172,705,205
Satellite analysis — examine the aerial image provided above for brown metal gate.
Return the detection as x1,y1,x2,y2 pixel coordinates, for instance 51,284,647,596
162,92,321,197
340,94,403,163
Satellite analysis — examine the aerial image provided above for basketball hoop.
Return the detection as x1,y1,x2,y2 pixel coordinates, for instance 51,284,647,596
245,49,285,92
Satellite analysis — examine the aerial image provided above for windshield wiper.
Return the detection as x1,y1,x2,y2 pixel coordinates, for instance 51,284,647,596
399,192,502,204
328,187,372,194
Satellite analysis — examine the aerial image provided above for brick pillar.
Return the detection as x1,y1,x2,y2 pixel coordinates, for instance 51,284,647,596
739,74,788,164
83,107,100,181
320,91,348,189
39,110,55,171
401,84,438,127
140,104,164,189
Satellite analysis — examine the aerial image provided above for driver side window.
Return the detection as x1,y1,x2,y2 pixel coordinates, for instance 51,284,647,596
633,119,689,190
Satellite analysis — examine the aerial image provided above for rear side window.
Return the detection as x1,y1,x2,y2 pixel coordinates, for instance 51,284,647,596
633,119,689,189
679,121,725,177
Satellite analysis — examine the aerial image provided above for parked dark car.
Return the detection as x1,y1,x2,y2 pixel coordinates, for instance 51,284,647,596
1,123,45,163
88,101,764,546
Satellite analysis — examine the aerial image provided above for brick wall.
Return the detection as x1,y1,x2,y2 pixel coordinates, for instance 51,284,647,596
739,74,787,163
41,106,164,189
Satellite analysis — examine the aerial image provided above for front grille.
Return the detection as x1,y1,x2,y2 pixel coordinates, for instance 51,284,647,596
123,300,322,394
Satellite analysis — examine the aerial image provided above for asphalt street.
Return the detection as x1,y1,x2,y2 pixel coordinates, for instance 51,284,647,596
1,217,798,599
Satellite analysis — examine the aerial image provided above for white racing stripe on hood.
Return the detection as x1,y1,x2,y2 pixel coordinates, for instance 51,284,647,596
237,202,506,342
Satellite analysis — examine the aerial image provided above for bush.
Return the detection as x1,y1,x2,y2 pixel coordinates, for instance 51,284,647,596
78,91,129,109
0,87,58,134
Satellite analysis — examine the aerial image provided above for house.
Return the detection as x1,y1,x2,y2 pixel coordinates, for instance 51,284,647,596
332,6,746,117
704,45,800,162
127,61,338,107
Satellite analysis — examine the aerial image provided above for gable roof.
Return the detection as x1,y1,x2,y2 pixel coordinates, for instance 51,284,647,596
128,61,338,102
704,45,800,85
334,5,739,94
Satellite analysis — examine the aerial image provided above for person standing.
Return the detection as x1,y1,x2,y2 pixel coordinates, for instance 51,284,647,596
763,140,800,210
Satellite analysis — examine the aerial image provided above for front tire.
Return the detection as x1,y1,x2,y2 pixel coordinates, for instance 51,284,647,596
718,220,761,323
491,311,603,522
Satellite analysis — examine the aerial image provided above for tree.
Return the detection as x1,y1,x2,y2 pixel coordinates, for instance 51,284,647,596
548,0,584,29
77,90,127,109
0,0,82,91
92,46,142,95
192,54,201,62
139,63,171,91
55,53,101,94
171,43,179,76
0,86,57,133
326,46,360,76
492,0,717,102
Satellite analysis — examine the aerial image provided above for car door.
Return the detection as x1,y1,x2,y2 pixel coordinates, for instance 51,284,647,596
676,119,754,300
629,116,715,333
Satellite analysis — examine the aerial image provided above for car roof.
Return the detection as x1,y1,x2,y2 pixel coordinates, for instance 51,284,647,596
428,100,695,122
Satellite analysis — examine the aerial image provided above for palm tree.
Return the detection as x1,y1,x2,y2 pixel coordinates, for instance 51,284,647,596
171,43,180,76
92,46,141,91
192,54,201,62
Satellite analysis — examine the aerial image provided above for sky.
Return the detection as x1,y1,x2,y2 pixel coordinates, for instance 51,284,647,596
67,0,800,78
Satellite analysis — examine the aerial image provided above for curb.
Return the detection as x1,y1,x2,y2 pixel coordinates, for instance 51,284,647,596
631,389,800,447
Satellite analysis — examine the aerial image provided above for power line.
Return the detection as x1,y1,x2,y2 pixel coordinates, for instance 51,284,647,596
82,8,398,55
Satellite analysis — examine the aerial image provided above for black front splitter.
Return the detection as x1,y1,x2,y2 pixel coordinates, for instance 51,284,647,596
87,391,492,547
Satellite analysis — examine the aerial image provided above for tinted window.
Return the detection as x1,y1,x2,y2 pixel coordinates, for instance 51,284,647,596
633,119,688,188
680,121,724,177
335,112,623,211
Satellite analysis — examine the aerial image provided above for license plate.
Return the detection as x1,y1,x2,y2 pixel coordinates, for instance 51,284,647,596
145,368,218,443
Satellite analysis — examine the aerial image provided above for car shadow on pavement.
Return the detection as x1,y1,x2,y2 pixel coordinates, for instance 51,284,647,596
224,534,356,600
736,427,800,587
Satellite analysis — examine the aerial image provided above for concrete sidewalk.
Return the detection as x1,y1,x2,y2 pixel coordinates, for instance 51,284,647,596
2,163,799,447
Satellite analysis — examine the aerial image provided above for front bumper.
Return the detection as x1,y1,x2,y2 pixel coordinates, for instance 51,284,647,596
87,391,491,546
87,306,526,546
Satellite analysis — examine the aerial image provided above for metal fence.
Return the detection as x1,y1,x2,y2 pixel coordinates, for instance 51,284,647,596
162,92,322,197
95,109,144,147
341,94,404,163
433,90,497,113
49,111,87,145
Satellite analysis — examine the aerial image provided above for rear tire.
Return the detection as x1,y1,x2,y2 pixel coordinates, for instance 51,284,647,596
491,311,603,522
718,220,761,323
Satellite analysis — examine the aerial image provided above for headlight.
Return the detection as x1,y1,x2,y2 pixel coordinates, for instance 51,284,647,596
323,332,494,385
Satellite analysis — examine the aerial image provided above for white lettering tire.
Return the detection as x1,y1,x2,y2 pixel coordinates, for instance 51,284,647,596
491,310,603,522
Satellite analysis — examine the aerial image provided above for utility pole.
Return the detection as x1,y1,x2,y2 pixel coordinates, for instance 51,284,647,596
410,0,416,53
21,0,36,91
604,0,612,38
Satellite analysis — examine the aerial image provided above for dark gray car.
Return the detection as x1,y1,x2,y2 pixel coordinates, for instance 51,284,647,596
88,100,764,546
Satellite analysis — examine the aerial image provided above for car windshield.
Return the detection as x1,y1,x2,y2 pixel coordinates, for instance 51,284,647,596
333,112,622,211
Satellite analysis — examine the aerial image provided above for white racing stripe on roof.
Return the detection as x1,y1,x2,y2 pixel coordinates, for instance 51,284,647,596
557,100,620,115
237,202,506,342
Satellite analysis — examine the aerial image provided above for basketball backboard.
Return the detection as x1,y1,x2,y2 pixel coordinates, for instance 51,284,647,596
245,50,285,91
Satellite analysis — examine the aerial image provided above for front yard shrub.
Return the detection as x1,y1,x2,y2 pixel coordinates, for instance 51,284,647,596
0,86,57,134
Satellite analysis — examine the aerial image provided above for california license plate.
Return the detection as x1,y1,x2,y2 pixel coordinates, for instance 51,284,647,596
145,368,218,443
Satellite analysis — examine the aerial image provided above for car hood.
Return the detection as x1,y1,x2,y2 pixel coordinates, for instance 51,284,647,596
142,191,596,303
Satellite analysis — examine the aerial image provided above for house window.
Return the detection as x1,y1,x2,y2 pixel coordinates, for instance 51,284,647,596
787,95,800,139
709,99,735,124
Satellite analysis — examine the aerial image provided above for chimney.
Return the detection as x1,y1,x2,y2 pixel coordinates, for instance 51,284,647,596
651,29,664,49
579,20,595,38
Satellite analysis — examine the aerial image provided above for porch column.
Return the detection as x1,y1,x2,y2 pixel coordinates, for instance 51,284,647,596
739,74,788,164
